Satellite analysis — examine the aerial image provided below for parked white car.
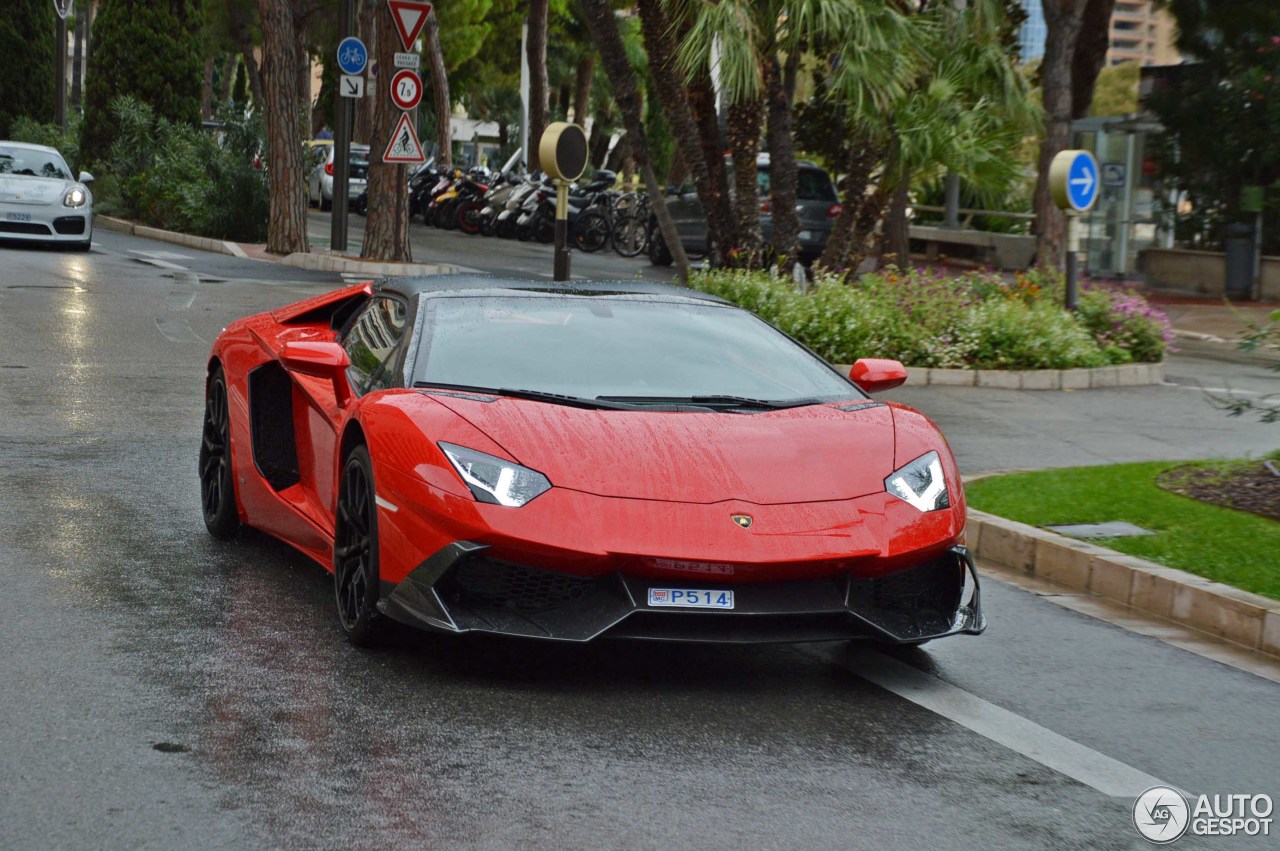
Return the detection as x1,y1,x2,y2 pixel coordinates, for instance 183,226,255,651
0,141,94,251
307,142,370,211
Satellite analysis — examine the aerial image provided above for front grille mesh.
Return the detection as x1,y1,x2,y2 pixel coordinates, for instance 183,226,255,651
863,556,963,615
445,557,600,613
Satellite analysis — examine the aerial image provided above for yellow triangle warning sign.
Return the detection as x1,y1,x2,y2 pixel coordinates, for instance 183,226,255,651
383,113,426,164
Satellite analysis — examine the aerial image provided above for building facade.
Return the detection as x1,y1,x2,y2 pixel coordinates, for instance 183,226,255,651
1017,0,1180,67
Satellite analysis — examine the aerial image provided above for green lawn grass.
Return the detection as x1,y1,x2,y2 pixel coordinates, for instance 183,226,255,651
965,462,1280,600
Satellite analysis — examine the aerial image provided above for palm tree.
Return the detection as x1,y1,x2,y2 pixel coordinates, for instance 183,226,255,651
578,0,691,282
812,0,1036,273
674,0,916,271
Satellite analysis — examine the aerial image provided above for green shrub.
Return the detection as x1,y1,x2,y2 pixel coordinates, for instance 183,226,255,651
9,115,83,172
103,96,268,242
691,266,1168,370
1075,288,1175,364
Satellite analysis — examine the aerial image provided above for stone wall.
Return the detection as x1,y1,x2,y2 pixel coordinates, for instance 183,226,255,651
1141,248,1280,301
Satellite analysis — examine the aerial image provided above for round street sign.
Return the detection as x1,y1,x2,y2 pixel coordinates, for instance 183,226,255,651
539,122,588,182
1049,150,1101,213
390,69,422,111
336,37,368,76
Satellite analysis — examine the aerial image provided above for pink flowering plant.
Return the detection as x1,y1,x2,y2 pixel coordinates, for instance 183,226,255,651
692,266,1172,369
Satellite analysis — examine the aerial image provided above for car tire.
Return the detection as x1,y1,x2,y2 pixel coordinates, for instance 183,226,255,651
333,445,386,646
648,224,673,267
200,366,241,540
320,195,332,212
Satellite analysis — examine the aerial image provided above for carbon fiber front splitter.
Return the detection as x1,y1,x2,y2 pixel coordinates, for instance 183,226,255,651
379,543,985,645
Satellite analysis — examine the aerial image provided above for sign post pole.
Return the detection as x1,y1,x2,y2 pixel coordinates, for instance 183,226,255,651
332,10,364,253
1065,215,1080,310
538,122,588,282
554,179,570,281
1048,149,1100,311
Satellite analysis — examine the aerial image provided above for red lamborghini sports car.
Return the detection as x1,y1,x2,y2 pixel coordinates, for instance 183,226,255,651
200,275,984,646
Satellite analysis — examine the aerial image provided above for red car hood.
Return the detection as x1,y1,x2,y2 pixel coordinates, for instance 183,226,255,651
426,395,897,505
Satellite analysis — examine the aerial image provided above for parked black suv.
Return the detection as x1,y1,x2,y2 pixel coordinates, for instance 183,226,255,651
649,155,841,266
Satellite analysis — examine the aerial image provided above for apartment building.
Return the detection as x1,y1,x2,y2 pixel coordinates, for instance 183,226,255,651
1018,0,1180,66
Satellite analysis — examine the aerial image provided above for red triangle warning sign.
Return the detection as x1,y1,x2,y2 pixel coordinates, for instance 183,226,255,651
387,0,432,52
383,112,426,164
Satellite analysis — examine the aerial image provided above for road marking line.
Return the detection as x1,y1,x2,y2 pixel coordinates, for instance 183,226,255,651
224,241,248,258
842,650,1169,798
154,315,204,344
164,291,196,310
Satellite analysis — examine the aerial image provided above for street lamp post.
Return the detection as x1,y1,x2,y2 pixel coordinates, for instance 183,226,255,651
52,0,73,128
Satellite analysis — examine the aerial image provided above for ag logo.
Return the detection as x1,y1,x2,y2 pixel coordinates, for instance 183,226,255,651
1134,786,1190,844
731,514,752,529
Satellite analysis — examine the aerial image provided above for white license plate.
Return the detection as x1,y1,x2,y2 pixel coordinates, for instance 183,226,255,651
647,588,734,609
798,230,814,240
6,212,31,222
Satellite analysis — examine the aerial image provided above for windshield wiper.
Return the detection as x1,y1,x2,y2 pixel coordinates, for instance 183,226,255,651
413,382,636,410
597,394,823,410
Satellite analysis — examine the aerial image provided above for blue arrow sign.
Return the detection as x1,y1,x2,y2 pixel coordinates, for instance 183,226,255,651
336,37,368,76
1066,151,1100,212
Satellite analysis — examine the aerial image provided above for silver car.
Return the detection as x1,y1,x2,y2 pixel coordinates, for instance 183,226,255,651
0,142,94,251
307,143,370,211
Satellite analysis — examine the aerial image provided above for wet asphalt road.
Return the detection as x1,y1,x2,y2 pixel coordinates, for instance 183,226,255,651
1,231,1277,850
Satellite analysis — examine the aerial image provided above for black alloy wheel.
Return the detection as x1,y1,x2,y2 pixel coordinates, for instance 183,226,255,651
333,446,385,645
200,366,240,539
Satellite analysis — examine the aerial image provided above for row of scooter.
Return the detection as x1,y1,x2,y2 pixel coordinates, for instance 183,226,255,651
356,162,649,255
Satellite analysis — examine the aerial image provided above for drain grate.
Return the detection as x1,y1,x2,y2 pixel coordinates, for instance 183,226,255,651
1046,521,1155,539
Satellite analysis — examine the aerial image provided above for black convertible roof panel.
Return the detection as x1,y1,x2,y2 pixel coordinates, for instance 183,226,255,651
375,274,729,304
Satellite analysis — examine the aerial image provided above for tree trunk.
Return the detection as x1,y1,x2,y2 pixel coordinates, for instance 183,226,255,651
687,66,735,262
604,133,630,173
257,0,309,255
846,186,889,276
217,54,237,104
1071,0,1117,119
361,0,412,261
71,8,85,110
355,0,377,143
1033,0,1088,270
586,100,611,167
578,0,690,282
572,53,594,124
816,144,874,275
635,0,735,264
879,180,911,270
764,51,801,272
202,56,215,120
526,0,549,171
229,1,266,106
296,26,311,129
727,99,763,266
423,12,451,166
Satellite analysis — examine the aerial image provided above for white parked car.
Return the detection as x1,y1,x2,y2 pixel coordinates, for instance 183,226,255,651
0,141,94,251
307,142,370,211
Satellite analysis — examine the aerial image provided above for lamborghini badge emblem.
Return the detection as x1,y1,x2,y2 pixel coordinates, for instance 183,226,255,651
731,514,753,529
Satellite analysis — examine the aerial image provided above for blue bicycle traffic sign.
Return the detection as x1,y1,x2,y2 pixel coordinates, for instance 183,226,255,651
1050,150,1100,213
336,37,368,76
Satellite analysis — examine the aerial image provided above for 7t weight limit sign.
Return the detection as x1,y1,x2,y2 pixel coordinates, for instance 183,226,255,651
390,70,422,111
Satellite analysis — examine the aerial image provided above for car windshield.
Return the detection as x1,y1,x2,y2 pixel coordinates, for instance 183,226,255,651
412,294,860,405
757,168,838,202
0,147,71,180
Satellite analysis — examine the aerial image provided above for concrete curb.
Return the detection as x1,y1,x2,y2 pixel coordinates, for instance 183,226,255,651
96,215,459,278
967,509,1280,660
278,251,458,277
97,215,238,257
836,361,1165,390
